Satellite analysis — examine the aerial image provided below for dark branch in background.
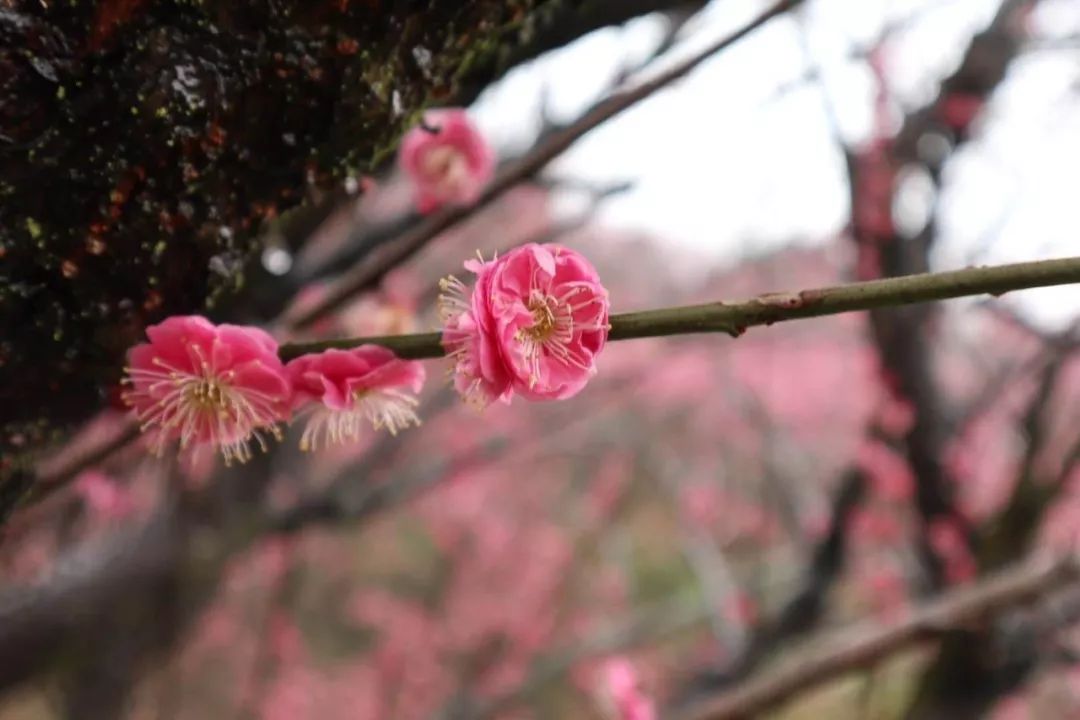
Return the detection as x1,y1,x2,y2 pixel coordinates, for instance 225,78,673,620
268,372,642,537
0,500,185,692
198,1,706,325
897,0,1026,577
906,344,1080,719
285,0,805,330
674,556,1080,720
21,425,142,511
240,0,694,325
0,448,280,696
675,3,1058,715
676,469,866,703
979,352,1074,570
284,177,633,315
834,0,1070,716
948,322,1078,443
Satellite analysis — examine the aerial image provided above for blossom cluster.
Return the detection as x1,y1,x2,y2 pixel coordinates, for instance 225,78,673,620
123,316,425,463
124,114,611,462
599,657,656,720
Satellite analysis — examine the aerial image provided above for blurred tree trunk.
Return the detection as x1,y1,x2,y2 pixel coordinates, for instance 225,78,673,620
841,0,1056,716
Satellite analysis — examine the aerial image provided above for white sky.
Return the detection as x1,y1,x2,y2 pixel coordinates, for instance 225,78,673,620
470,0,1080,330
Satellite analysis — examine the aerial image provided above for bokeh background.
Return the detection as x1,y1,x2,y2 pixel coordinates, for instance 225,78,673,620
2,1,1080,718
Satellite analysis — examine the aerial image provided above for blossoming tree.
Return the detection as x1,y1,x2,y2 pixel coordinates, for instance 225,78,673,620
1,1,1079,720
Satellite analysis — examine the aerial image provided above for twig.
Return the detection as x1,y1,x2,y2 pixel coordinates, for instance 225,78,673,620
280,256,1080,360
678,468,866,704
286,0,804,329
673,555,1080,720
24,256,1080,521
26,424,141,506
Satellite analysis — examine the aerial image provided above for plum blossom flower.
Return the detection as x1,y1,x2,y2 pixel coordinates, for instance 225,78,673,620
398,108,494,214
123,316,291,464
286,346,426,451
75,471,137,521
438,243,610,408
599,657,655,720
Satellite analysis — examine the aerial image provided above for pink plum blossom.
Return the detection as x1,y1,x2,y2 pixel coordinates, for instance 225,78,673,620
857,439,915,501
600,657,655,720
398,108,494,214
928,518,977,585
286,346,426,450
74,471,137,521
439,243,610,407
123,315,291,464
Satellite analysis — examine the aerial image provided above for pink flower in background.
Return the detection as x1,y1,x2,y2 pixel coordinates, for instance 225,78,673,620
928,518,977,585
600,657,655,720
123,316,291,464
75,471,136,521
679,481,722,530
875,396,915,437
439,244,610,407
724,591,759,626
286,346,425,450
939,93,984,131
862,563,909,619
856,439,915,501
399,108,494,214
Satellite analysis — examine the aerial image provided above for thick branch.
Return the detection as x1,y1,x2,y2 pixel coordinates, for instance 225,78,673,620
674,556,1080,720
280,256,1080,360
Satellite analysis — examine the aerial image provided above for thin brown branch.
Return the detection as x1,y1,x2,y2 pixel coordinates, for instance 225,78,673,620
674,556,1080,720
280,256,1080,360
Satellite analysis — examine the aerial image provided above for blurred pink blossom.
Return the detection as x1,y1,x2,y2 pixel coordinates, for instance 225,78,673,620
398,108,494,214
679,481,722,531
861,562,909,620
599,657,656,720
724,591,759,627
988,695,1030,720
74,471,136,521
928,518,977,585
857,439,915,501
875,397,915,437
848,506,905,545
938,93,984,130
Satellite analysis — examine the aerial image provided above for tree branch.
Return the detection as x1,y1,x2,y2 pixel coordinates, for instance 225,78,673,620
676,468,866,704
673,556,1080,720
280,256,1080,360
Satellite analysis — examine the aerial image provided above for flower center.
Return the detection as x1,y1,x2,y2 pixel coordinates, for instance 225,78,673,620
186,378,228,412
524,294,558,342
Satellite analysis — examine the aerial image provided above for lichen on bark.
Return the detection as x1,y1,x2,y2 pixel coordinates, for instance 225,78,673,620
0,0,575,485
